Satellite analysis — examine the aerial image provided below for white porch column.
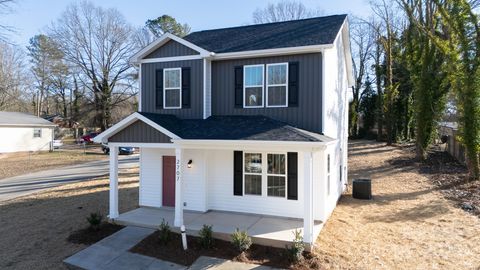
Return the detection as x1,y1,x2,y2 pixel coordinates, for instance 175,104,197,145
109,146,119,219
174,148,184,227
303,151,314,245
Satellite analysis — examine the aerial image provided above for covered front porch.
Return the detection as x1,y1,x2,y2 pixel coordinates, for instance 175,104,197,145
114,207,323,248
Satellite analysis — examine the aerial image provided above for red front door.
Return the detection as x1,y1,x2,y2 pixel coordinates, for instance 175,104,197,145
162,156,176,207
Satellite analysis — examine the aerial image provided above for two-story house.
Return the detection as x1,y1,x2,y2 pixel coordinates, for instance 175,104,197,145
94,14,353,248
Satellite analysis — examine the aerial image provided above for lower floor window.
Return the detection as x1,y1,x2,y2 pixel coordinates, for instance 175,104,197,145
244,152,287,197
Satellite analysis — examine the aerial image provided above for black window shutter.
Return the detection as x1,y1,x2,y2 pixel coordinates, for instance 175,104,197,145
181,67,191,108
233,151,243,196
287,152,298,200
234,66,243,108
288,62,299,107
155,69,163,108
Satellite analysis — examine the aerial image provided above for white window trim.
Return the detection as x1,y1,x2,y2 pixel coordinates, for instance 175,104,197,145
243,152,263,196
243,64,264,108
243,151,288,198
163,67,182,109
266,152,288,198
266,62,289,108
33,128,42,138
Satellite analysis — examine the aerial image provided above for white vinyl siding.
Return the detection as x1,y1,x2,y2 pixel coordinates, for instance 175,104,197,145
0,127,53,153
139,148,167,207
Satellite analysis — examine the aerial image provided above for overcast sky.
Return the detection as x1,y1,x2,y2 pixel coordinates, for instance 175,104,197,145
3,0,372,46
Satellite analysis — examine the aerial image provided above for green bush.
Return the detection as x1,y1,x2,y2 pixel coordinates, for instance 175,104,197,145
285,229,305,262
158,219,171,245
231,228,252,252
86,212,103,231
198,224,214,249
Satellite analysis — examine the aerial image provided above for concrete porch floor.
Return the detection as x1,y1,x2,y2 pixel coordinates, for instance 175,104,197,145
114,207,323,248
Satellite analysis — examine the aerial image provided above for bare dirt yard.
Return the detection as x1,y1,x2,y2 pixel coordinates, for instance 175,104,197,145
316,140,480,269
1,140,479,269
0,146,107,179
0,168,139,270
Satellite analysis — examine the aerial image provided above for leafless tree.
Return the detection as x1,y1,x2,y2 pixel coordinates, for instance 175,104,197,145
252,0,323,23
0,42,30,111
349,17,376,136
49,1,136,130
0,0,16,41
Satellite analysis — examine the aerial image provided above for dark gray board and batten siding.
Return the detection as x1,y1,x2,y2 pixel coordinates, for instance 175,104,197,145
211,53,323,133
141,60,204,119
109,120,173,143
145,40,199,58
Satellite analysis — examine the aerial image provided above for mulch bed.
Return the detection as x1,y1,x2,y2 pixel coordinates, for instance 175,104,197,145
67,222,125,245
130,231,323,269
421,145,480,217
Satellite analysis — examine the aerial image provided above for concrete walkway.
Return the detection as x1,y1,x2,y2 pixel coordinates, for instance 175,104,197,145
0,156,138,202
64,226,281,270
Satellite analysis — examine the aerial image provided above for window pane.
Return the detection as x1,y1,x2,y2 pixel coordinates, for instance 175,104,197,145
165,69,180,88
267,86,287,106
268,64,287,85
245,174,262,195
267,176,286,197
267,154,285,174
245,153,262,173
245,87,263,107
165,89,180,107
245,66,263,86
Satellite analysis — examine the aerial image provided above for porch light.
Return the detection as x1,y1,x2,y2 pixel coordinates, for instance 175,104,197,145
187,159,193,168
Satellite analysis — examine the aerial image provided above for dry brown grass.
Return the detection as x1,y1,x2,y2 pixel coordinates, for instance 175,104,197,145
316,140,480,269
0,168,139,270
0,148,107,179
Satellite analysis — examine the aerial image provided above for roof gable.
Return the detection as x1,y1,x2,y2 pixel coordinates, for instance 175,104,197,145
144,39,200,59
109,120,173,143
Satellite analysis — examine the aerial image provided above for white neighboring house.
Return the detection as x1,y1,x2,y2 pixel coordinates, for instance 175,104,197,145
0,111,56,153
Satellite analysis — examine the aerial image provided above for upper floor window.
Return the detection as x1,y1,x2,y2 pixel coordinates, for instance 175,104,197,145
164,68,181,109
33,128,42,138
243,65,264,108
266,63,288,107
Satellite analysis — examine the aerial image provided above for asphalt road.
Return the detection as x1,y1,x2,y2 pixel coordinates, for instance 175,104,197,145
0,156,139,202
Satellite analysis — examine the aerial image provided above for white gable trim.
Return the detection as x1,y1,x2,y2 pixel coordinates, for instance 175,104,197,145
93,112,181,143
211,44,334,60
331,19,354,88
130,33,211,64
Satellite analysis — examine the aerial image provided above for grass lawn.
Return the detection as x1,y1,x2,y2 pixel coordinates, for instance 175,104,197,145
0,146,107,180
0,168,139,270
316,140,480,269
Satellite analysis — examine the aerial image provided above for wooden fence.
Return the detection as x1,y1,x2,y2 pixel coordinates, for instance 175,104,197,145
438,123,466,164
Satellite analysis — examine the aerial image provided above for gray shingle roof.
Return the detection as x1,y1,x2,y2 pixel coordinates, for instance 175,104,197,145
184,14,347,53
0,111,56,127
139,112,334,142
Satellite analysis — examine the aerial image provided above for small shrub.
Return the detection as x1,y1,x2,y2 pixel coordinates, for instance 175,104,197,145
198,224,214,249
86,212,103,231
231,228,252,252
158,219,171,245
286,229,305,262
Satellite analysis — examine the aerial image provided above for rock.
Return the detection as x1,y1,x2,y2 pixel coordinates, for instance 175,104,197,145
461,202,475,211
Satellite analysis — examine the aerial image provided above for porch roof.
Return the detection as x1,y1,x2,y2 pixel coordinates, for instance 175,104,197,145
95,112,335,145
139,112,334,142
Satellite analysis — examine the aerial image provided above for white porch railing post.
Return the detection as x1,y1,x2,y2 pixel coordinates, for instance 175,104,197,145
109,146,119,219
174,148,184,227
303,151,314,245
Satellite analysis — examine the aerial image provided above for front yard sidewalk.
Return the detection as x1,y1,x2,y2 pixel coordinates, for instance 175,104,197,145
64,226,281,270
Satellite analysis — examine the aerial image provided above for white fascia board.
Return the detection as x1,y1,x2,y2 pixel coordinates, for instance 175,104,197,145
171,139,337,151
108,142,176,148
130,33,211,65
93,112,181,143
0,124,57,128
331,18,354,88
211,44,334,60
